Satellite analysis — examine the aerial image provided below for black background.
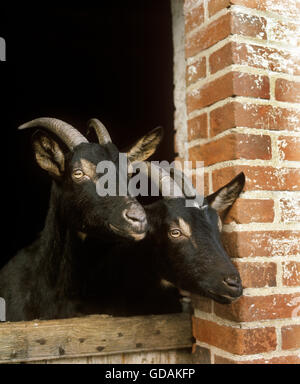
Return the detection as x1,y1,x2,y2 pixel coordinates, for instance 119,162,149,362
0,1,174,268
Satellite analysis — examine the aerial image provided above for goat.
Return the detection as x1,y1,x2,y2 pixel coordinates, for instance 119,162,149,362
62,164,245,316
0,118,163,321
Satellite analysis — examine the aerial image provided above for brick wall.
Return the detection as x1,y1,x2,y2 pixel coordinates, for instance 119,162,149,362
172,0,300,363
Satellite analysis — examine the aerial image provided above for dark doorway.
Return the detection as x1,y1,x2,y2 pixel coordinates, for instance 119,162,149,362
0,1,174,267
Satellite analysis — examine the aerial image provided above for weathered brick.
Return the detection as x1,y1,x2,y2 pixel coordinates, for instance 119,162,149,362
187,72,269,113
214,293,300,321
210,42,300,75
222,230,300,258
193,317,277,354
209,42,233,74
275,79,300,103
188,113,208,141
186,11,266,58
185,3,205,34
212,166,300,191
184,0,204,14
280,198,300,224
282,325,300,350
186,13,231,57
278,136,300,161
210,102,300,136
282,261,300,287
231,0,300,18
234,261,277,288
268,19,300,47
215,354,300,364
186,58,206,86
208,0,230,16
231,12,267,39
224,199,275,224
191,294,213,313
189,133,271,167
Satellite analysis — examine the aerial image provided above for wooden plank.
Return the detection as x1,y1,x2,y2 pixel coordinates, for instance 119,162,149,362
32,349,193,364
0,313,193,363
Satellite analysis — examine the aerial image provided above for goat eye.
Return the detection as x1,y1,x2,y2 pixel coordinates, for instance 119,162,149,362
170,229,182,238
73,169,84,179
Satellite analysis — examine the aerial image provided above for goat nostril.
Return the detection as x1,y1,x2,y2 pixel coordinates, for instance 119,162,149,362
223,277,241,290
124,207,146,224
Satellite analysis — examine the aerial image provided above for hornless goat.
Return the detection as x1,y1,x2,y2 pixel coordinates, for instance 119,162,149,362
0,118,163,321
72,165,245,316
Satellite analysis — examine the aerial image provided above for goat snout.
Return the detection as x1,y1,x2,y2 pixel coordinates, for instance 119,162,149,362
124,205,146,225
223,276,242,294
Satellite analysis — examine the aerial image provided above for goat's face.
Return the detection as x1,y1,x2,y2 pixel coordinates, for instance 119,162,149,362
155,173,245,304
60,142,148,241
30,123,163,241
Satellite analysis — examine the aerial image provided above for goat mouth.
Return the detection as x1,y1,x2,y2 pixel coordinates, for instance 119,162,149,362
109,223,146,241
207,290,241,304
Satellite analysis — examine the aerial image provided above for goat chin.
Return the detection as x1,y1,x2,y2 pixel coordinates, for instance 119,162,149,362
179,289,191,298
108,223,146,241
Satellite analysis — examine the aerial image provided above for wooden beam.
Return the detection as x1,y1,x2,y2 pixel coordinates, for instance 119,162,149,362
0,313,193,363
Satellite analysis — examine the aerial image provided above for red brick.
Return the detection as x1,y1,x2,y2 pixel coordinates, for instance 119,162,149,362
282,325,300,350
208,0,230,16
214,293,300,321
224,199,275,224
185,4,205,34
282,262,300,287
210,102,300,137
188,113,208,141
276,79,300,103
268,20,300,47
191,295,213,313
215,354,300,364
222,230,300,258
210,42,300,75
186,11,267,58
233,72,269,99
184,0,204,13
212,166,300,191
232,43,300,75
209,42,233,74
278,136,300,161
186,13,231,57
187,72,269,113
231,0,300,18
193,317,277,354
231,12,267,39
234,261,277,288
280,198,300,224
186,58,206,86
189,133,271,167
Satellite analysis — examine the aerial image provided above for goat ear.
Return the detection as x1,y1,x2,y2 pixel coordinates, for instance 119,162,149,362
126,126,164,162
32,130,65,179
206,172,245,213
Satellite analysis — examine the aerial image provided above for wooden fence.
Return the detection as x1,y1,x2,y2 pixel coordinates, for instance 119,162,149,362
0,313,194,364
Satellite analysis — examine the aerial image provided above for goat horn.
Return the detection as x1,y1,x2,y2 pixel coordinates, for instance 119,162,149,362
87,118,112,145
18,118,88,150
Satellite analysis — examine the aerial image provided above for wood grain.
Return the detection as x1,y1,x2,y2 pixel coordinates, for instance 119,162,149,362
0,313,193,363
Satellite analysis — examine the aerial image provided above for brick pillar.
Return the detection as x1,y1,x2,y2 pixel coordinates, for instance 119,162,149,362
174,0,300,363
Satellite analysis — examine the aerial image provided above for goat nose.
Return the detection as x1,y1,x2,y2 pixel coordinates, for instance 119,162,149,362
124,205,146,224
223,276,241,290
